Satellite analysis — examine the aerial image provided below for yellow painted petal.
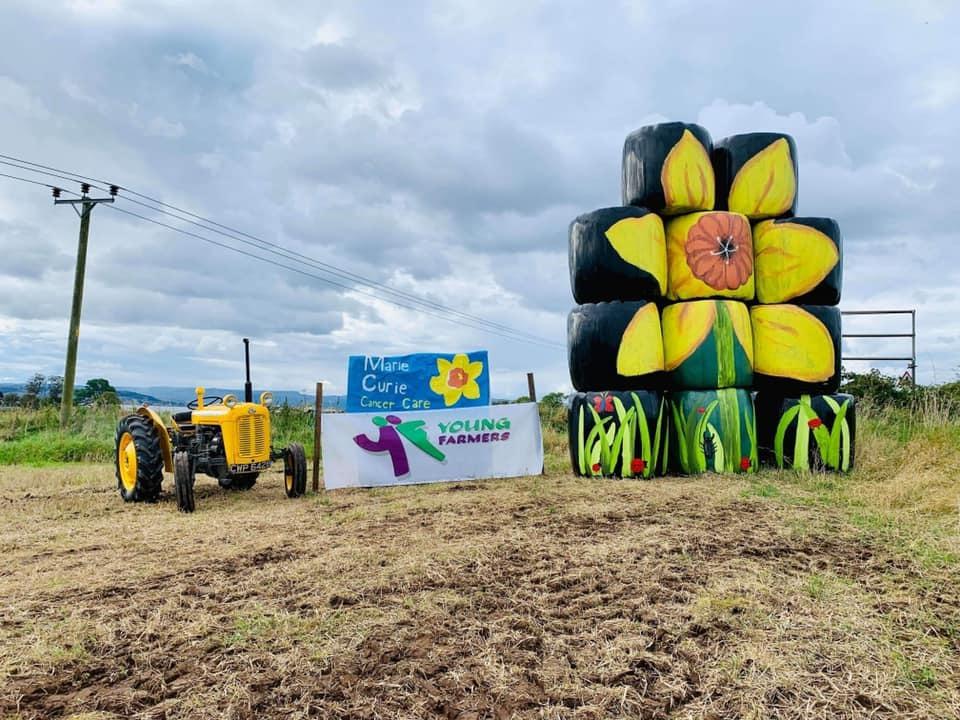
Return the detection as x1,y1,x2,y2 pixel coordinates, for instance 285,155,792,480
603,214,667,295
450,353,470,370
465,360,484,380
661,300,717,371
723,300,754,368
436,357,452,375
754,220,839,303
429,374,448,395
462,379,480,400
615,303,664,376
751,305,834,382
442,387,462,407
728,138,796,218
660,129,715,214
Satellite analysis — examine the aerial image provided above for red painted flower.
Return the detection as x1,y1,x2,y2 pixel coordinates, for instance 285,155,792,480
631,458,646,474
685,212,753,290
696,406,706,414
591,463,601,473
740,456,751,471
808,418,823,429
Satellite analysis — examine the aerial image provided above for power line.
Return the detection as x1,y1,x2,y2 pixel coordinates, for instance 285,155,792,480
103,203,562,349
0,154,563,348
0,170,72,191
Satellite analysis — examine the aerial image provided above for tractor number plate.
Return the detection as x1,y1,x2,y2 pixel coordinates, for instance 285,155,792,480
229,461,272,473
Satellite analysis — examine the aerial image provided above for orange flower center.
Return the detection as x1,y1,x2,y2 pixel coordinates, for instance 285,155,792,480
447,367,469,388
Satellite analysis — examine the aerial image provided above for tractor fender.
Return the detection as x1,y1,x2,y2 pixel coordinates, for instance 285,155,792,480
136,406,173,473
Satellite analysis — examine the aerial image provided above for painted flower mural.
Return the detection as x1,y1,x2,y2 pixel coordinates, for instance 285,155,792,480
568,121,852,478
428,354,484,407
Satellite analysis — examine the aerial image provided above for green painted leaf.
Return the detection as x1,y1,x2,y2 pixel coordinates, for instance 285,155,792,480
613,396,633,472
632,395,651,477
609,407,636,473
743,399,757,470
794,404,812,471
692,400,720,472
649,395,664,479
774,404,802,468
577,406,586,475
827,398,849,470
660,400,671,474
671,399,688,470
705,422,724,472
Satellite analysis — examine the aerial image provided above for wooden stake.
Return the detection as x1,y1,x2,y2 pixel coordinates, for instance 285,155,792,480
312,382,323,492
527,372,544,475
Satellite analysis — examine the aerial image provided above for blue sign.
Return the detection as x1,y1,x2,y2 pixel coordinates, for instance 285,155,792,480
346,351,490,413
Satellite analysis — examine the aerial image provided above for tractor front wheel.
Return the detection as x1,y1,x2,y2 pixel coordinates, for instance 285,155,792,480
283,443,307,498
115,415,163,503
174,451,195,513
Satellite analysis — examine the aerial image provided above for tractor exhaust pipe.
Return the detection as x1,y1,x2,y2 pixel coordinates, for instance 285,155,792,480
243,338,253,403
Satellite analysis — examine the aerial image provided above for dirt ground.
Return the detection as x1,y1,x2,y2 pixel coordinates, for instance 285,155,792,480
0,464,958,719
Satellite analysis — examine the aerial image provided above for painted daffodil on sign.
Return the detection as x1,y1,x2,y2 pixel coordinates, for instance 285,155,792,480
429,354,484,407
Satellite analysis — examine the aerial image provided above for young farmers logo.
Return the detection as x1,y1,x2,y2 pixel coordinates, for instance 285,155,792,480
352,413,514,477
353,415,445,477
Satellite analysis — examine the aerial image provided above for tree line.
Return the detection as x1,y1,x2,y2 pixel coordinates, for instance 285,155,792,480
0,374,119,408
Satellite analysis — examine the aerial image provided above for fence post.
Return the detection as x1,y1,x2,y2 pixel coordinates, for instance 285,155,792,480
911,309,917,385
312,382,323,492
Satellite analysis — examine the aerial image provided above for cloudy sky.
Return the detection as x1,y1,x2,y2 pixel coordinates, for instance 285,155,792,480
0,0,956,397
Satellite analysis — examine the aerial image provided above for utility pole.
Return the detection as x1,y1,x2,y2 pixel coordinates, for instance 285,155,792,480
55,183,117,429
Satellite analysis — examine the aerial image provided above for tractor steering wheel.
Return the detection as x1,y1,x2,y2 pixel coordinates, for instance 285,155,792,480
187,396,223,409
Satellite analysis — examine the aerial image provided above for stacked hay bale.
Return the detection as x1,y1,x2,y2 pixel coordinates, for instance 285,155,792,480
567,121,855,477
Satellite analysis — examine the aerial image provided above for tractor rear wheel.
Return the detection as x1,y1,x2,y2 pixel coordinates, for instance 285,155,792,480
115,415,163,503
174,451,195,513
283,443,307,498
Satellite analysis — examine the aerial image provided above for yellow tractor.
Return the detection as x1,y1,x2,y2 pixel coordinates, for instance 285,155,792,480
114,339,307,512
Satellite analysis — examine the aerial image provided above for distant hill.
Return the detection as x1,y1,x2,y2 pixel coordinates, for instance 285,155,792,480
117,386,344,409
1,383,343,409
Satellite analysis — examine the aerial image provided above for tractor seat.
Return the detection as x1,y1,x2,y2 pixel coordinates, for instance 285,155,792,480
172,410,193,424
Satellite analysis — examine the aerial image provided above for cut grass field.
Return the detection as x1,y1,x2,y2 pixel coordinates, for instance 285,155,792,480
0,401,958,718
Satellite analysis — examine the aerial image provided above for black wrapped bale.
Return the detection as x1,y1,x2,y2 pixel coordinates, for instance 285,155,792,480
568,301,665,391
754,217,843,305
713,132,798,219
569,207,666,303
667,388,757,475
661,300,753,390
755,393,856,472
622,122,715,215
751,304,841,394
665,211,755,301
568,390,665,477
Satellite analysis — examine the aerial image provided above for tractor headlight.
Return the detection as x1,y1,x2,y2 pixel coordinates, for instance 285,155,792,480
260,391,274,407
223,394,238,408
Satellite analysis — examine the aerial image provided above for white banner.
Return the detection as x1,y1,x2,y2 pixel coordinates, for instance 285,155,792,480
322,403,543,489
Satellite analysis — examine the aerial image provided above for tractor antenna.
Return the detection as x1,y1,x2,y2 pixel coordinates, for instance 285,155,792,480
243,338,253,402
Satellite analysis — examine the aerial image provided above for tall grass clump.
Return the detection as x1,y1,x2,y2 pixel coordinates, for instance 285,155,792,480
849,392,960,515
0,405,124,465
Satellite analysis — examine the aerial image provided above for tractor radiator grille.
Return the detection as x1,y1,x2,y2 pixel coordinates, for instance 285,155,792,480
238,415,268,458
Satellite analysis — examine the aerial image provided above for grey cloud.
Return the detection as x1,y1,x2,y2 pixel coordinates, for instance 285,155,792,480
301,43,391,90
